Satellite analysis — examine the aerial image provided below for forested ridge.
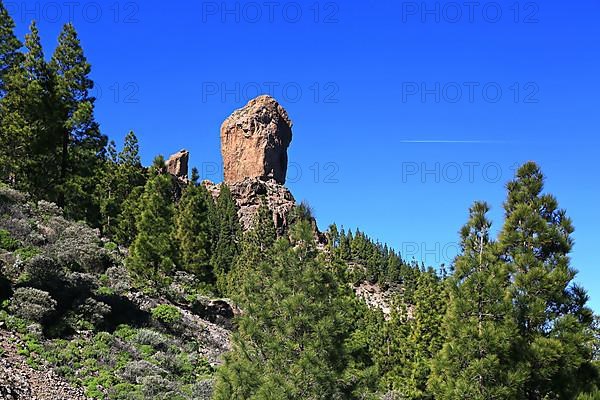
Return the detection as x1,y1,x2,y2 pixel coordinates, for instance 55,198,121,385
0,3,599,399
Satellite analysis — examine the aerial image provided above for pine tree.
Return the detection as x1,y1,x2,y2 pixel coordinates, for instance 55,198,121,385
251,199,277,251
21,22,60,195
226,199,276,298
210,184,240,295
97,131,145,237
97,140,119,235
337,228,352,261
499,162,595,399
115,185,144,246
0,21,58,193
190,166,200,184
428,201,522,400
50,22,107,223
327,223,340,254
213,220,353,399
0,0,21,96
342,298,385,398
405,269,445,398
379,268,445,399
126,156,176,288
173,182,213,282
117,131,145,195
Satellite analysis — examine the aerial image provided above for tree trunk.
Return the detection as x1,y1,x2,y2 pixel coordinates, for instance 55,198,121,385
58,128,68,207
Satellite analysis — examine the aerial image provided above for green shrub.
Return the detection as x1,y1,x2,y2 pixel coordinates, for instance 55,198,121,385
151,304,182,326
138,344,154,358
97,286,114,296
99,274,109,285
115,324,137,341
104,241,118,251
84,369,116,398
134,329,168,350
9,287,57,323
121,360,167,383
0,229,20,250
14,246,41,262
21,255,63,287
0,309,29,333
20,332,44,366
110,383,143,400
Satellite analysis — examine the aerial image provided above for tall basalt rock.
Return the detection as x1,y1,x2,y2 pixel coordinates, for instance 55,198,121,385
220,95,292,184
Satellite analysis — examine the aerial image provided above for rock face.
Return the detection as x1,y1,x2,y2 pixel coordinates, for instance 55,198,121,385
354,282,407,321
203,178,327,244
203,178,296,235
165,149,189,180
221,95,292,184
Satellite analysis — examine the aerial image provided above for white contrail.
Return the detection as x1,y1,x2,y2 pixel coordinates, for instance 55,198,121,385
399,139,509,144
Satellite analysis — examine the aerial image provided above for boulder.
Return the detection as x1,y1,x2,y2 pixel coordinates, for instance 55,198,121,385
220,95,292,184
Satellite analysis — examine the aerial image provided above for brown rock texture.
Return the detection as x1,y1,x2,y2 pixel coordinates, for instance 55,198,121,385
220,95,292,184
165,149,189,179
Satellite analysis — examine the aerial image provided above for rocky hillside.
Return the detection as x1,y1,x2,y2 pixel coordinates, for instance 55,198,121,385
0,184,234,399
0,329,90,400
0,95,301,400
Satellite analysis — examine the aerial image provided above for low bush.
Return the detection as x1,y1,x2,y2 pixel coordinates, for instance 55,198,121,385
49,222,111,273
138,375,182,399
151,304,182,326
73,298,112,329
35,200,62,218
21,255,63,288
120,360,167,383
192,379,215,400
9,287,57,323
0,184,26,205
0,228,20,250
134,328,169,351
14,246,41,262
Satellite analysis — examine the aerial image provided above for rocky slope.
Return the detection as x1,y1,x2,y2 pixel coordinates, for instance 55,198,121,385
0,185,233,399
0,329,90,400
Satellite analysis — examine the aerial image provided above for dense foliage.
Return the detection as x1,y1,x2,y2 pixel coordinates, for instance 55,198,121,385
0,4,598,399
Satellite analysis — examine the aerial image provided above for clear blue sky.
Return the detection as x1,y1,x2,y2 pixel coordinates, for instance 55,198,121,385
8,1,599,310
